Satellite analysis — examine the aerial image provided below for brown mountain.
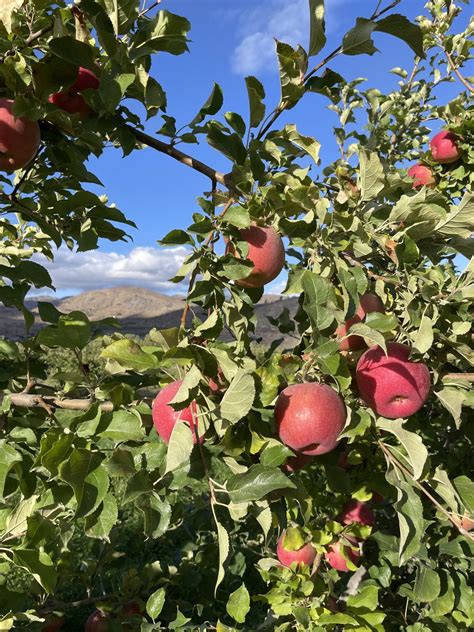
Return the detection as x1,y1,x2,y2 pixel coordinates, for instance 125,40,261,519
0,286,298,346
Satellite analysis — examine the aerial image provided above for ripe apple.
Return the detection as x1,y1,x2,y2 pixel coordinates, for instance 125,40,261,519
121,600,144,630
276,530,316,568
152,380,202,444
356,342,430,418
0,98,41,172
275,383,346,455
85,610,111,632
338,500,375,527
42,616,64,632
337,448,350,470
325,538,360,572
430,130,462,164
225,225,285,288
283,452,314,473
407,163,436,189
49,66,100,116
336,293,385,352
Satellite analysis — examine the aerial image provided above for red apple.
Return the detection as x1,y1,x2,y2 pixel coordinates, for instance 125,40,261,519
275,383,346,456
337,448,350,471
338,500,375,527
121,600,144,630
325,538,360,572
85,610,111,632
407,163,436,189
0,98,41,172
430,130,462,164
48,66,99,116
336,293,385,352
283,452,314,473
356,342,430,418
276,530,316,568
152,380,203,444
460,515,474,531
225,225,285,288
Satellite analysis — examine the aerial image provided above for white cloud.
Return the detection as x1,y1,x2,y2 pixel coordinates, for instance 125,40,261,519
34,246,188,295
230,0,367,75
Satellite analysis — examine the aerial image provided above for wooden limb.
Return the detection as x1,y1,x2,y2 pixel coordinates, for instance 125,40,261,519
5,393,151,411
443,373,474,382
438,40,474,94
128,126,228,186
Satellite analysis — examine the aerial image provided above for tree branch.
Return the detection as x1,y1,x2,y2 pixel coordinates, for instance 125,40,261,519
341,251,401,286
5,393,151,411
127,126,228,186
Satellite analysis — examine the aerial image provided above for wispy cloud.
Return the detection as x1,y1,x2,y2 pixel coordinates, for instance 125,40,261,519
230,0,369,76
33,246,188,295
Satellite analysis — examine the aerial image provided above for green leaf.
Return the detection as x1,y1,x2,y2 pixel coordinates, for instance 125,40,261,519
85,492,118,541
260,443,295,467
411,314,433,354
194,311,223,339
215,516,230,594
276,41,307,108
414,566,441,603
435,192,474,239
226,583,250,624
359,148,385,201
302,271,336,331
348,323,387,351
279,124,321,164
308,0,326,56
225,112,246,137
453,476,474,513
0,0,23,33
375,14,425,59
99,410,144,443
347,585,379,610
147,587,166,620
59,449,109,518
130,10,190,60
0,441,22,501
392,480,424,565
159,229,195,246
227,465,296,504
4,496,37,539
13,549,57,593
49,37,97,69
207,124,247,165
222,205,251,229
219,371,255,425
190,83,224,126
245,76,266,128
378,419,428,480
101,339,159,370
37,311,91,350
342,18,378,56
165,422,194,474
435,387,466,428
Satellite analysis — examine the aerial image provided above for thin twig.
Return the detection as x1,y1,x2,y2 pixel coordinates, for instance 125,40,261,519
257,0,403,139
11,144,44,200
438,39,474,94
341,251,401,286
138,0,162,18
443,373,474,382
378,441,474,541
5,393,151,411
128,126,228,186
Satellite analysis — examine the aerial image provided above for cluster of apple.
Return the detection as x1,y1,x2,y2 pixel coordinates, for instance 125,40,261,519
277,499,375,573
0,66,99,172
407,129,463,188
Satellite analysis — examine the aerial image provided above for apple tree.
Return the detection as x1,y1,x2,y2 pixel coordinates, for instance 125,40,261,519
0,0,473,630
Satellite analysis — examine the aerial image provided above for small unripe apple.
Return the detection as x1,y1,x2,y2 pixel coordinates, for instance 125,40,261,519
276,530,316,568
225,225,285,288
336,293,384,352
407,163,436,189
152,380,202,444
49,66,99,116
338,500,375,527
275,383,346,456
283,452,314,473
460,515,474,531
356,342,430,418
325,538,360,572
430,130,462,164
85,610,111,632
0,98,41,172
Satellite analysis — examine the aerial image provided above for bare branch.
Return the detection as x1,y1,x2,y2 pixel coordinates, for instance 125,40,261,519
128,126,228,186
6,393,151,412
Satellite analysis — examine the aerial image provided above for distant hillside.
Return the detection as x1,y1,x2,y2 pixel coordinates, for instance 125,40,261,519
0,286,298,346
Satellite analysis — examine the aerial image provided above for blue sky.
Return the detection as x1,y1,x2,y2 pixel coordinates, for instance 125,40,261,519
41,0,469,297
